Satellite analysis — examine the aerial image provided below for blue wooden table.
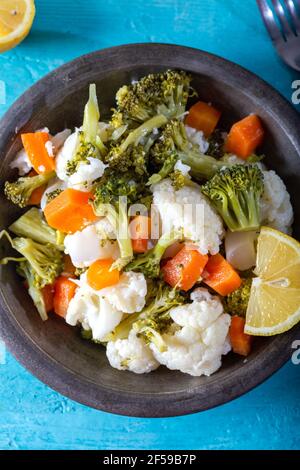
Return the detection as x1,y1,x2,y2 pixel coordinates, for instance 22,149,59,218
0,0,299,450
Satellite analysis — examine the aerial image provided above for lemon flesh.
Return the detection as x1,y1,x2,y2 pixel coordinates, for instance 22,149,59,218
0,0,35,53
245,226,300,336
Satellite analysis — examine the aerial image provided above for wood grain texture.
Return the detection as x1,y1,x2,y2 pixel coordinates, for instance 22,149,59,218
0,0,299,450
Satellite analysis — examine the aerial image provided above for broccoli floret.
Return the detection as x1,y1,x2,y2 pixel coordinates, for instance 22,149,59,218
93,172,145,270
0,231,63,288
147,151,178,186
125,229,183,278
224,278,252,317
104,114,167,175
104,282,185,343
17,261,50,321
169,169,187,190
4,171,55,208
201,164,264,232
9,208,64,249
115,70,193,123
66,84,107,176
149,119,230,182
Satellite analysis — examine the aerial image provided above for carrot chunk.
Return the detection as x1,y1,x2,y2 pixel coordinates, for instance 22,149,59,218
41,284,55,313
21,132,55,174
53,276,77,318
130,216,151,254
225,114,264,159
162,245,208,291
44,188,97,233
203,253,242,296
185,101,221,137
229,316,252,356
87,258,120,291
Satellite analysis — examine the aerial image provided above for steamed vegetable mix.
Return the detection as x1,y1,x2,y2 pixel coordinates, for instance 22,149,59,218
1,70,298,377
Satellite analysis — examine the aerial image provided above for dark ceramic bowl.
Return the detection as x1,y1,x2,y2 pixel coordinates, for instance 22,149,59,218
0,44,300,417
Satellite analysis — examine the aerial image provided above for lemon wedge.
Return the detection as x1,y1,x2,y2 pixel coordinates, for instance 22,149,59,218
245,226,300,336
0,0,35,53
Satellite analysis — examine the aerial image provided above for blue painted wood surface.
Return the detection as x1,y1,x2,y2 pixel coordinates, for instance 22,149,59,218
0,0,299,450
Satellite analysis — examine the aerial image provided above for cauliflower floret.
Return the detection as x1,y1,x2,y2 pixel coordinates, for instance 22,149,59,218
66,282,123,341
150,288,231,377
185,125,209,153
106,329,159,374
66,271,147,340
10,148,32,176
174,159,191,177
55,131,107,191
151,178,224,255
260,170,293,233
100,271,147,313
64,223,119,268
40,178,67,211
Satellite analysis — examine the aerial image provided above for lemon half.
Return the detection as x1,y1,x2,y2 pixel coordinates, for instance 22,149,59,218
0,0,35,53
245,226,300,336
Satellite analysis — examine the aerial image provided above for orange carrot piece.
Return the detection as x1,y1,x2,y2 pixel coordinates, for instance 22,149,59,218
229,316,252,356
53,276,77,318
27,170,46,206
225,114,264,159
87,258,120,291
44,188,97,234
62,254,76,278
162,245,208,291
41,284,55,313
21,132,55,174
185,101,221,137
130,216,151,254
203,253,242,296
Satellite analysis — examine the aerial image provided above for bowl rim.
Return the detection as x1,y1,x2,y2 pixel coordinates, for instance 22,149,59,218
1,43,300,417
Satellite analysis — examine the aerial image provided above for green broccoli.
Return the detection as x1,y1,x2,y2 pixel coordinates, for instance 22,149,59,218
115,70,193,123
93,171,145,270
224,278,252,317
66,84,107,176
201,164,264,232
104,114,167,175
0,231,63,288
4,171,55,208
125,229,183,278
17,261,50,321
9,208,64,250
46,188,63,203
103,282,185,343
149,119,231,182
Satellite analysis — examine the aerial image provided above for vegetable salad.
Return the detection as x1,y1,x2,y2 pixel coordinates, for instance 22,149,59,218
1,70,298,376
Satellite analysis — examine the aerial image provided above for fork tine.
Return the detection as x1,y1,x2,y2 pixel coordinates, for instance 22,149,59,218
284,0,300,32
257,0,283,41
271,0,295,38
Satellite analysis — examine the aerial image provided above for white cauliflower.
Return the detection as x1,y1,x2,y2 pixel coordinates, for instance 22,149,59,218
10,148,32,176
64,223,119,268
55,130,107,191
66,282,123,342
40,178,67,211
150,288,231,377
185,125,209,153
260,170,293,233
106,329,159,374
66,271,147,341
151,178,224,255
174,159,191,177
100,271,147,313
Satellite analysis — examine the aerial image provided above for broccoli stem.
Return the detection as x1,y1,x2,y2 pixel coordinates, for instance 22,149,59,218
180,150,227,180
82,84,100,146
120,114,168,152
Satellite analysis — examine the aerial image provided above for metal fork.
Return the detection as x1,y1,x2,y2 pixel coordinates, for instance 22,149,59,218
257,0,300,71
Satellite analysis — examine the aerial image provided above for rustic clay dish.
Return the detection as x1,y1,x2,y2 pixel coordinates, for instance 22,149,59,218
0,44,299,417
